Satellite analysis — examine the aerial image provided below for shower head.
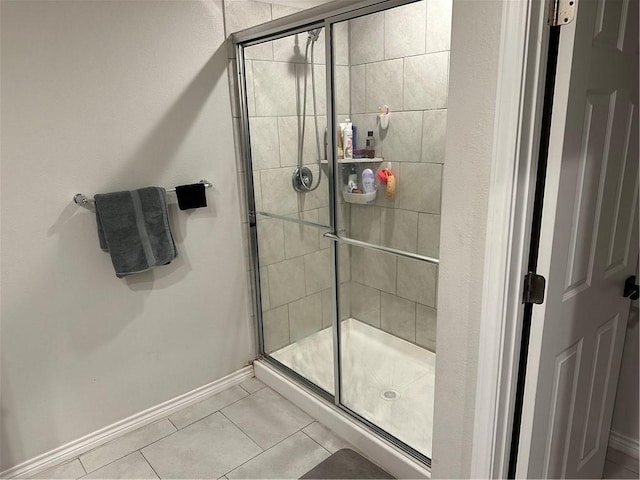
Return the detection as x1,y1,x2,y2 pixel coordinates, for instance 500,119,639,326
307,28,321,43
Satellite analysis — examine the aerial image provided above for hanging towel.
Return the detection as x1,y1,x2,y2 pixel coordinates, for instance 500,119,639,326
175,183,207,210
95,187,177,277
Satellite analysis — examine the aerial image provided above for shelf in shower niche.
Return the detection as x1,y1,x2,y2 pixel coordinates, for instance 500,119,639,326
320,157,384,165
340,157,384,164
342,190,377,204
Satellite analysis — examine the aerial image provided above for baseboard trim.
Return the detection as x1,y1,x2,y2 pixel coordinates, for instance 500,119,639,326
1,365,254,479
254,360,430,479
609,430,640,460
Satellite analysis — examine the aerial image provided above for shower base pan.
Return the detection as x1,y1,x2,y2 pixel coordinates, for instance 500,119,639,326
270,318,434,460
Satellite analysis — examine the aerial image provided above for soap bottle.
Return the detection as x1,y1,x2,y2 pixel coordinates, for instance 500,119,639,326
362,168,375,194
365,131,375,158
347,164,359,193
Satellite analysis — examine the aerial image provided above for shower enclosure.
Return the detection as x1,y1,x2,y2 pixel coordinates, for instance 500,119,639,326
234,0,450,466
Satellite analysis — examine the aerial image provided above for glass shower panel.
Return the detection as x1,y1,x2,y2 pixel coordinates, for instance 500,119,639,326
332,0,450,461
333,0,447,257
243,33,334,394
338,245,437,458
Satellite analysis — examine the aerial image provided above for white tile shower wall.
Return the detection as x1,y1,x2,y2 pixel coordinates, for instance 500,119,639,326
384,0,427,59
225,1,351,354
426,0,453,53
403,52,449,110
346,0,451,352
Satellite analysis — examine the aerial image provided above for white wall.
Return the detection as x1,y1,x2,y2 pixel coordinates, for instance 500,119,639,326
431,0,503,477
0,0,253,471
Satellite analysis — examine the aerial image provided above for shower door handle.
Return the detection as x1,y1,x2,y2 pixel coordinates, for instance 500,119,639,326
322,232,440,266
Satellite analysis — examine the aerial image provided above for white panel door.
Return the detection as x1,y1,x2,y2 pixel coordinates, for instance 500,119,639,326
519,0,639,478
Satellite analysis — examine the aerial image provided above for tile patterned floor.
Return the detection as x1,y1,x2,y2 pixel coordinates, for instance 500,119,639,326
30,378,352,480
602,447,639,479
28,374,637,480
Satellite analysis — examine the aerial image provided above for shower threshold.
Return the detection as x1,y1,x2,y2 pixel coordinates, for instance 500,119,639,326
271,318,434,459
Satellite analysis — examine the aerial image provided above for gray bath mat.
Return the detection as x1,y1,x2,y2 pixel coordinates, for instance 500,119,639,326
300,448,395,479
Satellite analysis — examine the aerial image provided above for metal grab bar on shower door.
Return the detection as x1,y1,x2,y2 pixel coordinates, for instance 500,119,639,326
322,232,440,266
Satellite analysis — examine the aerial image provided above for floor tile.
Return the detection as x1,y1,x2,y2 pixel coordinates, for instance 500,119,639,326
603,460,639,479
606,447,639,474
302,422,352,454
226,431,330,479
169,385,248,429
82,452,157,479
29,459,86,479
80,420,176,473
221,387,314,449
141,412,262,479
239,377,266,394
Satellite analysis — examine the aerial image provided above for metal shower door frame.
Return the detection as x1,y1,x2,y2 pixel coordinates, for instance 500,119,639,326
234,0,431,467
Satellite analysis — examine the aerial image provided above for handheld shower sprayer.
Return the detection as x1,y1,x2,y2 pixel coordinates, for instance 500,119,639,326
307,28,321,43
292,27,324,193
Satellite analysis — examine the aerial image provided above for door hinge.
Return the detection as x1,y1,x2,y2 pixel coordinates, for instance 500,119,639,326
523,272,546,304
548,0,576,26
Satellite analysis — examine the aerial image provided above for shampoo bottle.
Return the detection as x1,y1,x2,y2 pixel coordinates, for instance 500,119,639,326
362,168,376,194
342,119,353,159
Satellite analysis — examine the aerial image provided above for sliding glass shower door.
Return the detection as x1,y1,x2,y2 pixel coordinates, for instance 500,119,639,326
327,1,446,461
237,0,450,465
241,30,337,395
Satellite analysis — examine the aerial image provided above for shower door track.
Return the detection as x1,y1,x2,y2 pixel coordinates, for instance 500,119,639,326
259,353,433,468
234,0,433,469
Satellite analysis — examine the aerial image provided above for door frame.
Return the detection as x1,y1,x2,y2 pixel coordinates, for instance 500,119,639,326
470,0,563,477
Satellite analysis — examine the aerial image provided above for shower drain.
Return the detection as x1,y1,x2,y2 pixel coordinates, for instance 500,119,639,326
380,389,401,401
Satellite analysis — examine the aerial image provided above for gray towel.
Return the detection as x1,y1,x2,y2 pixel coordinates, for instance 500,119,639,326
95,187,177,278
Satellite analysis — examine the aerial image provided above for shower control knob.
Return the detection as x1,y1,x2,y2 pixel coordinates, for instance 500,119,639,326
292,166,314,193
